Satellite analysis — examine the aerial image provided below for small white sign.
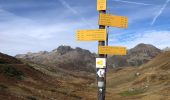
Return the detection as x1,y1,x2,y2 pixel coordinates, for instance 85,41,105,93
97,69,105,77
96,58,106,68
98,81,104,87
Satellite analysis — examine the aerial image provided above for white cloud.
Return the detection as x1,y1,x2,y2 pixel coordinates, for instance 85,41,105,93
1,0,170,56
110,30,170,49
0,8,97,55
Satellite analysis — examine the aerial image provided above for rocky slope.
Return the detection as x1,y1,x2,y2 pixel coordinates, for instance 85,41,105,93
16,43,162,70
16,46,96,72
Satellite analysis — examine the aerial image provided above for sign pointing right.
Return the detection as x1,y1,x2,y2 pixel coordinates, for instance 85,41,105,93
98,46,127,55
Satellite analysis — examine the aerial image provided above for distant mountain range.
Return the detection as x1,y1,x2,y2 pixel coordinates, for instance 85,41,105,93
16,43,162,70
16,46,96,72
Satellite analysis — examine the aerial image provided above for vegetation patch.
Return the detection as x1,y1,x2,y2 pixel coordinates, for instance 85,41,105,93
26,96,37,100
0,84,8,90
0,61,6,64
119,88,146,97
0,66,24,79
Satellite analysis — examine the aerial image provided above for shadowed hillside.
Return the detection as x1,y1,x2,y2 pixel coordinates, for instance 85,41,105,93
0,52,96,100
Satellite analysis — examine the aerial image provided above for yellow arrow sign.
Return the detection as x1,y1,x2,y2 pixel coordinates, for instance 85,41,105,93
98,46,127,55
76,29,107,41
99,13,128,28
97,0,107,11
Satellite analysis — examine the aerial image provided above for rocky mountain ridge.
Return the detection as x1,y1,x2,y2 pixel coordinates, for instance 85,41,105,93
16,46,96,72
16,43,162,70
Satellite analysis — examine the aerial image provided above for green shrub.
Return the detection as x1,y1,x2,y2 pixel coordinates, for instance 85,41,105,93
0,66,24,79
0,84,8,90
27,96,37,100
0,61,5,64
119,88,146,96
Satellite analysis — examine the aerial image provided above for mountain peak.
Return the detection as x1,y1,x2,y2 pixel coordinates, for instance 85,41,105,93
134,43,156,49
163,47,170,51
131,43,161,52
127,43,162,66
52,45,73,55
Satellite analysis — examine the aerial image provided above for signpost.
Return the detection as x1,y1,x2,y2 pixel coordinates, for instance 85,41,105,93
76,0,128,100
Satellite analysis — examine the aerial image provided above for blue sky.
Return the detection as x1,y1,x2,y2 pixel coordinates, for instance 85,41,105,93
0,0,170,55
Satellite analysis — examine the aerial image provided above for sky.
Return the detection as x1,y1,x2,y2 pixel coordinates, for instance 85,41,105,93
0,0,170,56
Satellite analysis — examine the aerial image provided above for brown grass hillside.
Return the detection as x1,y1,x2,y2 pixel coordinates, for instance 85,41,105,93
0,52,96,100
105,51,170,100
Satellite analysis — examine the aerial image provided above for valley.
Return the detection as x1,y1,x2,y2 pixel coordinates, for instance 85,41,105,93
0,44,170,100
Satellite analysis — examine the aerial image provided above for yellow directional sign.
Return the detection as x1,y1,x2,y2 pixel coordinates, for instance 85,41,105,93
98,46,127,55
76,29,107,41
97,0,107,11
99,13,128,28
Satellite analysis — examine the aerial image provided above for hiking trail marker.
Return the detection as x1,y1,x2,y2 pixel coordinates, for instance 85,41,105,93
97,69,105,77
96,58,106,68
76,0,128,99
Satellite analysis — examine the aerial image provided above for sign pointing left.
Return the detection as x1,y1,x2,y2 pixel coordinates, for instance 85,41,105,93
76,29,107,41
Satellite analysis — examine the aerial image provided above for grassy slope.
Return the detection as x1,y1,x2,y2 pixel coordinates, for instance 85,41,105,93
0,53,96,100
104,51,170,100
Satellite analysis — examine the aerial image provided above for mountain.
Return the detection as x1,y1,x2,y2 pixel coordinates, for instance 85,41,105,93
16,43,162,71
16,46,96,72
108,43,162,68
0,52,96,100
127,43,162,66
163,47,170,51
